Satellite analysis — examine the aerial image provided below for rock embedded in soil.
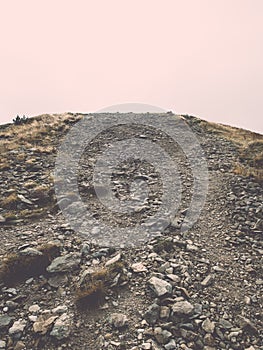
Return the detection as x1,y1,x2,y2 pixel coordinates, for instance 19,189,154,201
148,277,173,297
171,300,194,316
108,313,128,328
46,252,81,273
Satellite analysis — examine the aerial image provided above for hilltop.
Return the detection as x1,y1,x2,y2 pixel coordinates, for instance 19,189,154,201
0,113,262,350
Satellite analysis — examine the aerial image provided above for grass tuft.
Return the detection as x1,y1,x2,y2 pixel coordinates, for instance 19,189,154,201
75,261,125,310
0,242,60,286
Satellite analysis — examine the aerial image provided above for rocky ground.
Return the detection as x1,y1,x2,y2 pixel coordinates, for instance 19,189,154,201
0,113,262,350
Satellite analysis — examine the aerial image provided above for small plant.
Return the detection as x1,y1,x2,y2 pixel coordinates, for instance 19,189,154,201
1,193,19,210
12,115,29,125
75,261,126,310
0,242,60,286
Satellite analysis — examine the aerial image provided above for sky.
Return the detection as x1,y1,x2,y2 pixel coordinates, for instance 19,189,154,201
0,0,262,134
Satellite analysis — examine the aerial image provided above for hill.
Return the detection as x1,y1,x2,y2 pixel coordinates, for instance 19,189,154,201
0,113,262,349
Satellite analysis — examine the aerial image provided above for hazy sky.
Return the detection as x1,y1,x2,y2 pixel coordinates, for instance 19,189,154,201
0,0,262,133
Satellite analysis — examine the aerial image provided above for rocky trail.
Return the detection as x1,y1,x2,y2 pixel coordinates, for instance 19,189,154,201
0,113,262,349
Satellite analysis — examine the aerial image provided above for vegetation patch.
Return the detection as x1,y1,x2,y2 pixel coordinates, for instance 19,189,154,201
201,120,263,182
0,243,60,286
75,261,126,310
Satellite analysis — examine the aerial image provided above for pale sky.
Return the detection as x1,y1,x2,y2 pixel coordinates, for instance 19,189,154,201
0,0,262,133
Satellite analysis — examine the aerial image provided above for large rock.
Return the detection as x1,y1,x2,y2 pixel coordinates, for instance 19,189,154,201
172,300,194,316
143,303,160,324
0,315,13,329
47,253,81,273
236,315,258,335
202,318,215,333
9,319,26,337
109,313,128,328
33,315,57,335
148,277,172,297
50,313,71,340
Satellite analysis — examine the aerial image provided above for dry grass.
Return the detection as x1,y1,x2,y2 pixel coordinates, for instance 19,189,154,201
0,113,80,155
0,160,9,171
75,262,125,309
1,193,20,210
0,113,84,223
0,242,60,286
201,120,263,182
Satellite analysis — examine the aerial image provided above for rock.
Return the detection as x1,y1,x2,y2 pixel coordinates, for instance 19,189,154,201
33,315,57,334
46,253,81,273
50,313,71,340
202,318,215,333
9,319,26,337
52,305,68,314
154,327,172,344
105,253,121,267
14,341,26,350
160,306,170,319
28,304,40,313
201,274,214,287
81,243,90,256
166,274,181,283
20,248,42,256
148,277,172,297
0,214,6,223
6,301,18,310
109,313,128,328
0,340,6,349
164,339,177,350
203,333,215,346
0,315,13,329
172,300,194,316
17,194,33,205
143,303,160,324
219,318,233,329
186,244,199,252
141,343,151,350
131,262,147,273
236,315,258,335
48,274,68,288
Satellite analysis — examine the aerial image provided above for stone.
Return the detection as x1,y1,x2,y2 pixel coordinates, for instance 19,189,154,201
131,262,147,273
203,333,215,346
166,274,181,283
202,318,215,333
0,341,6,349
20,248,42,256
236,315,258,335
9,319,26,337
164,339,177,350
154,327,172,344
141,343,151,350
172,300,194,316
109,313,128,328
148,277,172,297
28,304,40,313
0,315,13,329
14,341,26,350
0,214,6,223
50,313,71,340
48,274,68,288
201,274,214,287
105,253,121,267
143,303,160,324
33,315,57,334
6,301,18,310
219,318,233,329
52,305,68,314
46,253,81,273
160,306,170,319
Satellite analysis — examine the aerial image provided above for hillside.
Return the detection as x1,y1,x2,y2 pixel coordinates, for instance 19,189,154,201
0,113,262,350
